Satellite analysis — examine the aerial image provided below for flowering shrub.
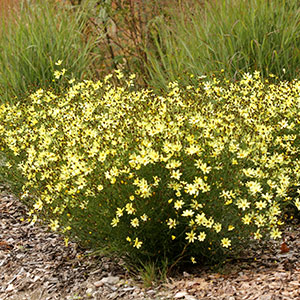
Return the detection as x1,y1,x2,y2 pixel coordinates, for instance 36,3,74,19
0,70,299,269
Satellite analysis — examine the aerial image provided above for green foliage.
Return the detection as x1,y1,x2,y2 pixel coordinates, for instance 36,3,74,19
145,0,300,90
0,0,99,104
0,69,299,273
135,259,169,287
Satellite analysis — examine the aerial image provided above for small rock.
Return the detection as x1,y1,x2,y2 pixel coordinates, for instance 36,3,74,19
33,275,41,282
109,285,118,291
174,291,188,298
101,276,120,285
184,295,197,300
86,287,94,294
260,295,272,300
122,286,135,292
107,291,118,299
6,283,14,292
93,280,104,288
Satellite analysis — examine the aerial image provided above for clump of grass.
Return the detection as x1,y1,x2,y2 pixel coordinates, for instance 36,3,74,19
136,260,169,287
145,0,300,90
0,0,100,103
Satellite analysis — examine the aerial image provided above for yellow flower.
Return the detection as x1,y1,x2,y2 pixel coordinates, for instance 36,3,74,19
111,217,119,227
221,238,231,248
125,203,136,215
33,199,43,210
270,227,282,239
228,225,235,231
225,199,232,205
236,198,251,211
167,218,177,229
97,185,104,191
182,209,194,217
190,200,203,210
29,214,37,225
246,181,263,195
191,257,197,264
133,238,143,249
237,150,249,159
185,183,198,195
174,199,185,210
131,218,139,228
185,144,200,155
49,219,59,231
198,232,206,241
232,158,238,165
195,160,212,174
295,198,300,210
171,169,182,180
255,200,267,210
166,160,182,169
140,214,148,221
254,214,267,227
116,207,124,217
186,230,196,243
54,70,62,79
242,214,252,225
64,237,69,247
213,223,222,233
262,193,273,202
195,213,206,225
189,219,195,226
203,217,214,228
254,230,262,240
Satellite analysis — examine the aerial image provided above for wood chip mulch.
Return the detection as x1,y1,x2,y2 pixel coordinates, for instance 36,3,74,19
0,188,299,300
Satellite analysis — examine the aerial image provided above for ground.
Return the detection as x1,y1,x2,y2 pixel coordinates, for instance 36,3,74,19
0,187,299,300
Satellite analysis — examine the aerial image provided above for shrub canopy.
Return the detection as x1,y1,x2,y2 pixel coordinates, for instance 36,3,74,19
0,71,299,268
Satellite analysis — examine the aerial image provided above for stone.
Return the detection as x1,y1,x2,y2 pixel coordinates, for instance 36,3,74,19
100,276,120,285
93,280,104,288
174,291,188,298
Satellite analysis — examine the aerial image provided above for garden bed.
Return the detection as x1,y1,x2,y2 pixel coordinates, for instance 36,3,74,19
1,188,299,300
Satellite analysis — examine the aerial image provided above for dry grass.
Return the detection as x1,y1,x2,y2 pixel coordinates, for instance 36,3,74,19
0,0,20,19
0,0,21,35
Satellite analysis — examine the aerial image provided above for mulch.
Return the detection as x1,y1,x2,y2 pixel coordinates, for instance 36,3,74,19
0,187,299,300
